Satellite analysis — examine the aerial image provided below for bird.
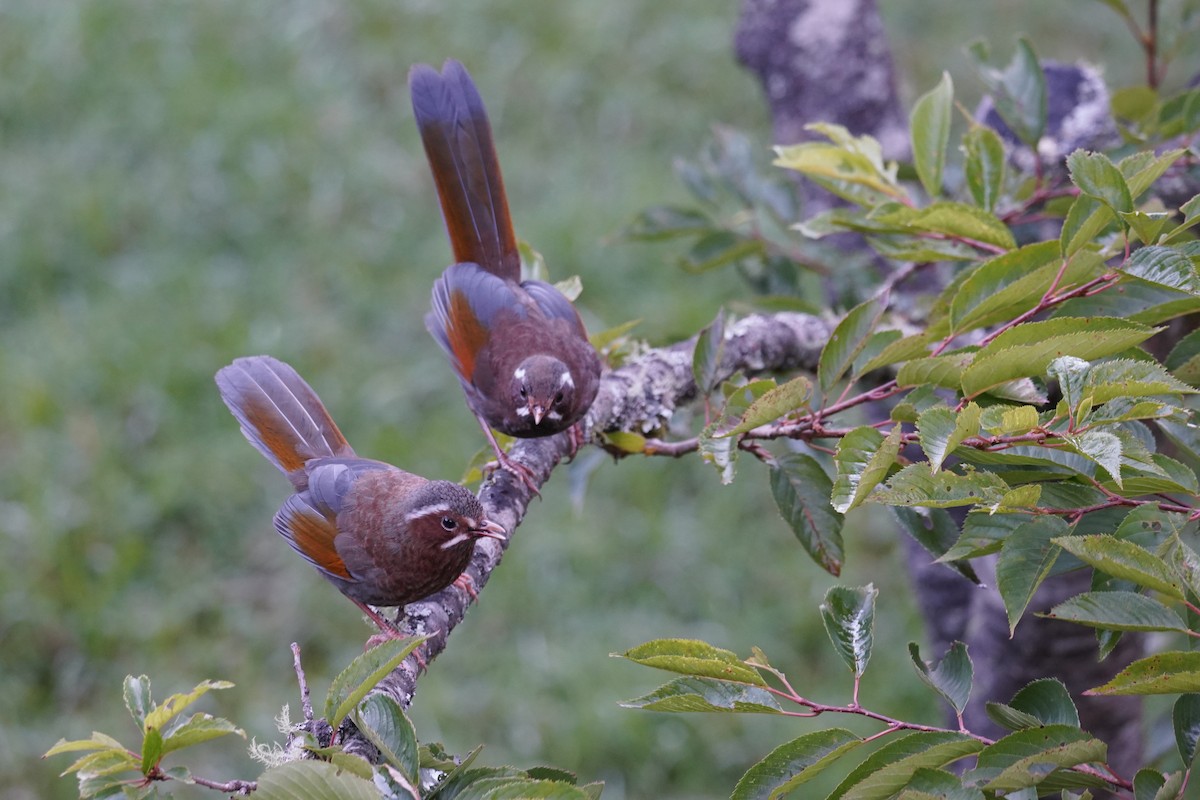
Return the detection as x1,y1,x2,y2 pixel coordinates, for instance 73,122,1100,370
408,59,602,478
214,355,506,637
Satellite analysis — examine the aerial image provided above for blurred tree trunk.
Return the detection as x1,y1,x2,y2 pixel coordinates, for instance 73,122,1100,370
733,0,1145,779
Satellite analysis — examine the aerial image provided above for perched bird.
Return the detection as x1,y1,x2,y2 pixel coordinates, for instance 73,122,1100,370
215,355,505,636
409,59,601,473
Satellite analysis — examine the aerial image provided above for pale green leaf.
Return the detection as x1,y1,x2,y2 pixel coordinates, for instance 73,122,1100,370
1044,591,1187,633
832,425,901,513
911,72,954,198
1120,245,1200,295
918,404,981,472
970,725,1106,791
160,713,244,757
717,376,812,437
819,292,890,392
1053,535,1185,600
1067,150,1133,215
143,680,235,735
963,125,1006,211
821,585,878,677
1087,651,1200,695
324,636,425,729
897,351,975,390
616,639,766,686
254,761,378,800
873,463,1009,508
827,731,982,800
1071,430,1123,486
908,202,1016,251
619,677,783,714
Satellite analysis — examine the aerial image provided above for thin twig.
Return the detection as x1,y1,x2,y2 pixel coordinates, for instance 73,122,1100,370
292,642,313,725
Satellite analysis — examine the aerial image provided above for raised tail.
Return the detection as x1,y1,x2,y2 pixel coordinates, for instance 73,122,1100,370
215,355,354,477
409,58,520,282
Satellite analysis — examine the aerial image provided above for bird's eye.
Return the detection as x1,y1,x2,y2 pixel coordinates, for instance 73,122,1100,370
440,517,457,531
554,391,564,405
519,386,528,398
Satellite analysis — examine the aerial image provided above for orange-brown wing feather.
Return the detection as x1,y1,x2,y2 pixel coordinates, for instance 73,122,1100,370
274,495,353,580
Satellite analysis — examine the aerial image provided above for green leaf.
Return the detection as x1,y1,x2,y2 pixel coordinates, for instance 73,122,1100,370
254,761,378,800
951,245,1103,334
775,125,904,203
1087,651,1200,695
716,376,812,437
159,713,244,757
1120,245,1200,294
731,729,863,800
1060,193,1112,259
963,125,1006,211
941,512,1029,561
827,731,982,800
770,454,844,576
820,585,878,678
967,37,1046,146
1077,358,1196,403
692,309,727,395
832,425,901,513
919,404,984,474
43,731,127,760
619,677,783,714
1067,150,1133,216
1070,430,1123,486
860,330,941,373
909,642,972,716
449,777,595,799
1174,694,1200,765
873,463,1009,508
997,516,1068,633
616,639,766,686
896,768,986,800
819,292,890,392
1122,210,1172,245
1043,591,1187,633
142,680,234,735
1166,327,1200,387
1134,769,1186,800
907,202,1016,251
984,702,1043,733
699,419,738,484
1052,535,1185,600
892,507,980,583
896,351,975,390
911,72,953,198
124,675,152,730
1121,148,1184,199
960,317,1158,398
969,725,1106,792
355,693,419,781
324,636,425,729
57,748,140,781
1010,678,1080,727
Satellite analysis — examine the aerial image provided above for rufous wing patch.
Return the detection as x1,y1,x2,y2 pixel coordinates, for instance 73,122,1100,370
274,495,353,580
446,288,489,382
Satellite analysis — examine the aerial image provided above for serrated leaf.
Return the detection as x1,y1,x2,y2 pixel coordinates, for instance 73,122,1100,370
940,512,1030,561
997,516,1067,633
452,777,594,799
860,330,941,373
159,713,244,757
619,677,782,714
873,463,1009,508
1053,535,1185,600
1060,193,1111,259
832,425,901,513
819,292,890,392
918,404,981,471
1010,678,1080,727
897,768,986,800
1122,210,1172,245
355,693,418,781
821,585,878,678
1087,651,1200,695
952,244,1103,335
909,642,972,715
961,317,1158,397
897,351,975,390
963,125,1006,211
1174,694,1200,766
693,309,727,395
911,72,953,197
908,202,1016,251
616,639,765,686
324,636,425,729
775,128,904,203
1120,245,1200,294
731,729,863,800
1071,430,1123,486
970,725,1106,791
254,760,378,800
969,37,1046,145
827,731,982,800
143,680,234,735
124,676,152,729
984,702,1044,732
717,376,812,437
1067,150,1134,216
770,454,844,576
1134,769,1185,800
1043,591,1187,633
58,748,140,780
1079,358,1196,403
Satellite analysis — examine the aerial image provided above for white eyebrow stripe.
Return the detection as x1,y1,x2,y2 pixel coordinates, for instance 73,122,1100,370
439,532,472,550
514,366,527,380
559,372,574,389
405,503,452,522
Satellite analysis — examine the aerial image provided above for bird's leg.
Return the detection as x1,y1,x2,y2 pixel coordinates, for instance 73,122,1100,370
356,601,430,671
564,421,589,461
452,572,479,599
476,415,542,497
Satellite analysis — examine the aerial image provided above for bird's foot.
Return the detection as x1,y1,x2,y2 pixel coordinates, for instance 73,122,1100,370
452,572,479,600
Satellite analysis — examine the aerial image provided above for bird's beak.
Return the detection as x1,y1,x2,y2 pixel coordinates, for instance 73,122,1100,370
474,519,507,541
530,403,545,425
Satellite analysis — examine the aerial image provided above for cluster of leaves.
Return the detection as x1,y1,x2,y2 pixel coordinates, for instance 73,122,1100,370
616,585,1200,798
623,31,1200,798
46,638,603,800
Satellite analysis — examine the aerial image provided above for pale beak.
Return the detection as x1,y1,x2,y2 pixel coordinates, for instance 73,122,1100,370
530,403,545,425
473,519,507,541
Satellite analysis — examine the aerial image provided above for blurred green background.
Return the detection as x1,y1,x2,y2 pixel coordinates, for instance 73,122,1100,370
3,2,1193,797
